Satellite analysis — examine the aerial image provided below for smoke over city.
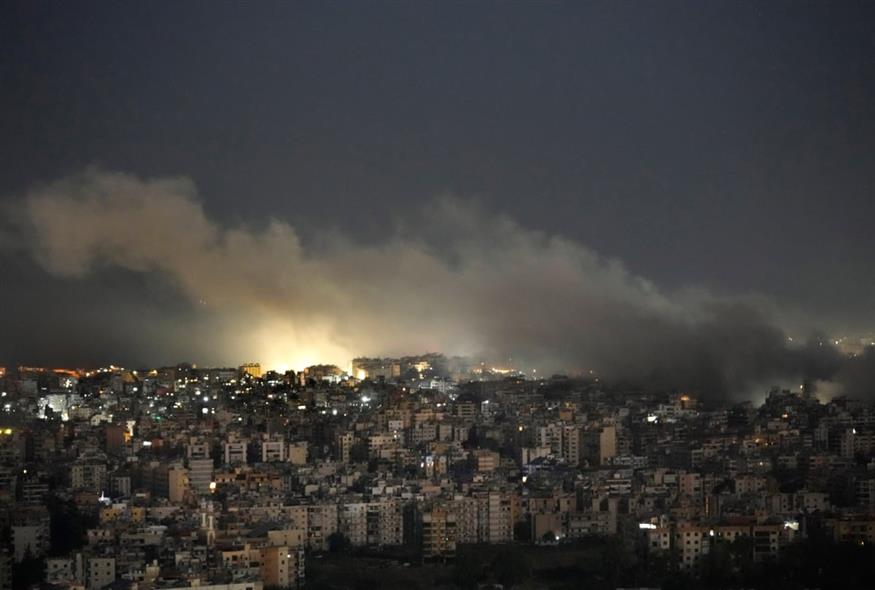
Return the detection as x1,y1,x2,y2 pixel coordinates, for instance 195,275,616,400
6,169,872,400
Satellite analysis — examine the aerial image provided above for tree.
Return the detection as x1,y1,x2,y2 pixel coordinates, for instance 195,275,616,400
12,549,45,590
513,520,531,542
453,550,484,589
700,541,733,588
47,496,95,555
326,531,351,553
491,546,531,589
349,441,369,463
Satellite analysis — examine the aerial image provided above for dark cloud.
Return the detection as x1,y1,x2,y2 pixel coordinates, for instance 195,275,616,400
834,347,875,400
4,168,872,400
3,3,875,328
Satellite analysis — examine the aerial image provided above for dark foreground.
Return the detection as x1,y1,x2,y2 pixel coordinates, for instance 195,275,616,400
305,536,875,590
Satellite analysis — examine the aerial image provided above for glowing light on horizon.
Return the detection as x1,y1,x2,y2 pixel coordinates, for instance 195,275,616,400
246,321,356,374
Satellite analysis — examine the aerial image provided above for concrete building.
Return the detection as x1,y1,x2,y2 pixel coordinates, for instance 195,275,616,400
239,363,262,379
71,463,108,493
287,442,308,465
224,441,248,465
187,458,213,495
336,433,354,463
599,424,617,465
561,425,581,465
475,492,513,544
260,546,304,588
473,449,500,472
338,500,404,548
167,465,189,503
12,524,48,562
420,505,457,558
261,440,286,463
87,557,115,589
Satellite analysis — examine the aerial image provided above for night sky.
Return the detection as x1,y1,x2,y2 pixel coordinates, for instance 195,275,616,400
1,2,874,394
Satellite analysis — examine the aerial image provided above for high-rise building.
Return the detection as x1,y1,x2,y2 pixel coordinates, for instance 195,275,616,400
87,557,115,589
351,358,401,381
12,524,48,562
599,424,617,465
167,465,189,503
224,441,248,465
239,363,262,379
479,492,513,543
187,458,213,495
71,462,108,492
561,425,581,465
261,546,304,588
419,505,457,558
104,424,126,454
261,439,286,462
287,441,308,465
336,433,354,463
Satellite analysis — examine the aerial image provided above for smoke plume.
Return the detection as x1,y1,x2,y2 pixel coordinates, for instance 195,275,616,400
8,169,873,400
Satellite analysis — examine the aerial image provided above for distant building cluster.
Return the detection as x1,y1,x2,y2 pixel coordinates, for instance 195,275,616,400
0,354,874,589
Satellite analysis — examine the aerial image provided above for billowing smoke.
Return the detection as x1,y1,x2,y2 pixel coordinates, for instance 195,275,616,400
7,169,874,399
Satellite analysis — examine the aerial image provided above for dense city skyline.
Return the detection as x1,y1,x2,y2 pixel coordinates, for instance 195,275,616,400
3,5,875,589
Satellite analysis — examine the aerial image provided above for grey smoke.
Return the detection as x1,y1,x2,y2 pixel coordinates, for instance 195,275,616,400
7,168,873,400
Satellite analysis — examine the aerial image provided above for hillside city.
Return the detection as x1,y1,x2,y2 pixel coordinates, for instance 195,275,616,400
0,353,874,590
